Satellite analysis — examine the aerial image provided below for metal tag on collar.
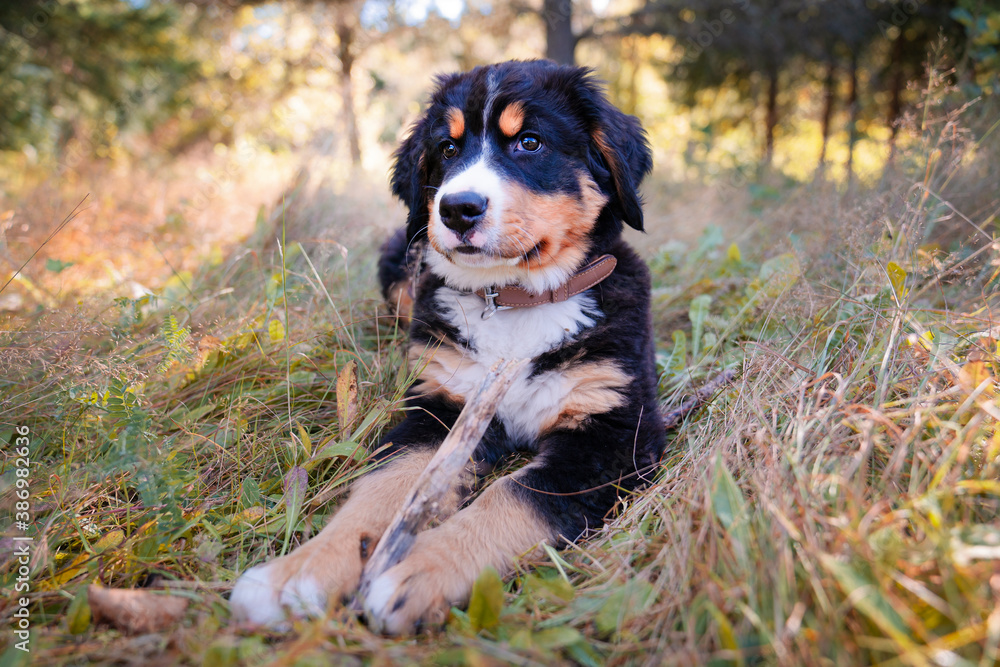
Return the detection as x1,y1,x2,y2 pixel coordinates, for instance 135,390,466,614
481,288,512,320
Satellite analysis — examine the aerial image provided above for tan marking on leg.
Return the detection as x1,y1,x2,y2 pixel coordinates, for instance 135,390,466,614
446,107,465,139
543,359,631,432
498,101,525,137
493,172,607,277
232,449,442,624
408,342,468,405
366,477,552,633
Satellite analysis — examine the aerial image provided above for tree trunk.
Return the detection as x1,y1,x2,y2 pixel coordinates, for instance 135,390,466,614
886,35,904,166
335,16,361,166
763,67,779,168
817,58,836,175
543,0,575,65
846,50,859,187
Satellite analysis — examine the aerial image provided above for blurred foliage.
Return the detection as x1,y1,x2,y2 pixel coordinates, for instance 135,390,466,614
0,0,197,155
2,0,1000,180
953,0,1000,95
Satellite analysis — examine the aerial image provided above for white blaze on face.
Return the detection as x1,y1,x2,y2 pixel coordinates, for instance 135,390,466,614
429,153,511,266
428,68,514,269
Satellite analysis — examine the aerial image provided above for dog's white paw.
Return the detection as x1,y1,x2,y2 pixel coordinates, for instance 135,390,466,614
362,569,406,634
230,543,364,628
278,571,326,618
230,562,293,628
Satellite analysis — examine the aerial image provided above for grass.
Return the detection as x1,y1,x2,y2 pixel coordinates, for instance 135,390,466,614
2,83,1000,666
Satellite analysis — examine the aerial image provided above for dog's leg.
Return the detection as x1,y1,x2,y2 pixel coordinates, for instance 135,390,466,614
363,421,660,634
231,446,460,627
363,475,551,634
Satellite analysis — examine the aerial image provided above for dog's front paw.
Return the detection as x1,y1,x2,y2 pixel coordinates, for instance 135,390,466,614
363,562,460,635
361,522,496,635
364,527,478,635
230,536,367,628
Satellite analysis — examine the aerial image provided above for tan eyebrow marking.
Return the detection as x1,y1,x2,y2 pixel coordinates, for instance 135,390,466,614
498,101,525,137
446,107,465,139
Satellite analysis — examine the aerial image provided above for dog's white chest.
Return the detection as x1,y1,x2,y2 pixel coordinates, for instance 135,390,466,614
433,287,597,441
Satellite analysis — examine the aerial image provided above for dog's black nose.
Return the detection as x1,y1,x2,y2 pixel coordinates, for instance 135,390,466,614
439,191,487,235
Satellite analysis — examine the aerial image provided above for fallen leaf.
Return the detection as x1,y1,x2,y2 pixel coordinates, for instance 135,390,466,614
958,361,994,396
886,261,908,299
727,242,742,263
337,360,359,437
88,584,188,634
94,529,125,553
283,466,308,545
66,590,91,635
467,567,503,632
268,319,285,343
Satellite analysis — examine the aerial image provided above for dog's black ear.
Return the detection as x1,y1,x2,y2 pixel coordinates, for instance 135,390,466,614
590,112,652,231
575,72,653,231
390,114,431,242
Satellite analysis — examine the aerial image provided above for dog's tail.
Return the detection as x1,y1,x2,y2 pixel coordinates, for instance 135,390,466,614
378,226,417,325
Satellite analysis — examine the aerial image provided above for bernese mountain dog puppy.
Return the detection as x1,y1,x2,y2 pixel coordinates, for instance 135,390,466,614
231,59,664,634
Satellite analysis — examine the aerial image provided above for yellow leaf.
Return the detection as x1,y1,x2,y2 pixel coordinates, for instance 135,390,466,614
920,330,934,350
337,360,359,438
94,529,125,553
66,590,91,635
705,602,742,663
268,319,285,343
727,243,742,262
296,421,312,457
467,567,503,632
958,361,994,396
233,506,265,523
887,261,908,299
49,554,88,588
956,480,1000,496
232,331,253,350
207,246,224,267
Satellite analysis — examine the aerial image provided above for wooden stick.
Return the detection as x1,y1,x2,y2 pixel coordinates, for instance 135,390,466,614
357,357,529,599
661,368,737,430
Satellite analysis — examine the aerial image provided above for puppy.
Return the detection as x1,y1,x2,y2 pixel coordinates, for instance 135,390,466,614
231,59,665,634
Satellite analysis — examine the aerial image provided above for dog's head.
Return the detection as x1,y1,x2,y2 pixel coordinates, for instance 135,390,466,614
391,60,652,293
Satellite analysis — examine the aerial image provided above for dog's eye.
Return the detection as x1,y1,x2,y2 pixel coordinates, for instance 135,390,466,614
440,140,459,159
518,135,542,152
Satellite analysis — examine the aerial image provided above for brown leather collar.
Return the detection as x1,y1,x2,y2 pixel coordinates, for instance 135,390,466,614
474,254,616,318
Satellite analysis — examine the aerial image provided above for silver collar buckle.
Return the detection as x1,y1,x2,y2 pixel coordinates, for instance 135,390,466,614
481,288,512,320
